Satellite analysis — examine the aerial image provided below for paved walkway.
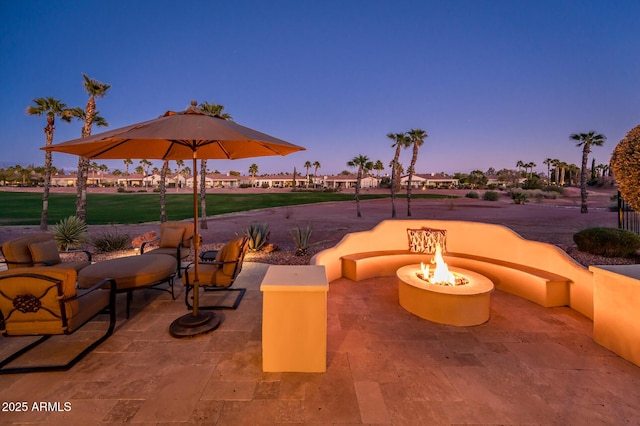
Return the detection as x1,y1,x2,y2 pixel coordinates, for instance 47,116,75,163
1,263,639,425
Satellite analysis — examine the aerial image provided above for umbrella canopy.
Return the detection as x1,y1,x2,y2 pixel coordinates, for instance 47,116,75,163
45,104,304,161
44,101,305,337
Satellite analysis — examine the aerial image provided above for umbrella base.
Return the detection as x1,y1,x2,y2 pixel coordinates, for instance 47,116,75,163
169,311,222,338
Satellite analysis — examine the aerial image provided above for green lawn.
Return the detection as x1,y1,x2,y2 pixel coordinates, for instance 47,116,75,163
0,191,453,226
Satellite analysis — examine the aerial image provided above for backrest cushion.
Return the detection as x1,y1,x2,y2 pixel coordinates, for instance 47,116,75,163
160,227,185,248
29,239,62,265
160,221,195,247
1,233,55,268
214,237,243,276
0,267,78,335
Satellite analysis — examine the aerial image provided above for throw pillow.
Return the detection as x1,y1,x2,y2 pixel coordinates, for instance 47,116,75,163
422,227,447,253
407,228,447,253
160,227,185,248
28,239,62,265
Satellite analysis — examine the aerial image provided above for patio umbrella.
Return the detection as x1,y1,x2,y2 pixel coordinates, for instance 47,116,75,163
44,100,305,337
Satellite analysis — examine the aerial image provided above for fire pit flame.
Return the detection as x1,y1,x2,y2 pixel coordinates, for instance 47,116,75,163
417,245,469,286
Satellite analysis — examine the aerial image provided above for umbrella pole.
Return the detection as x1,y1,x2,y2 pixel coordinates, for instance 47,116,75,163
192,154,200,317
169,153,222,338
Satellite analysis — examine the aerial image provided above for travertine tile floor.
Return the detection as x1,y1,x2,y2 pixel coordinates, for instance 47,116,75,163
1,262,639,425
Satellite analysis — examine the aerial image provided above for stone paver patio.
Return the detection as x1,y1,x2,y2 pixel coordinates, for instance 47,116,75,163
1,262,639,425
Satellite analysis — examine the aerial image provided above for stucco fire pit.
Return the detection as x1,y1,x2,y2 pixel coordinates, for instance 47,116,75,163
397,264,494,326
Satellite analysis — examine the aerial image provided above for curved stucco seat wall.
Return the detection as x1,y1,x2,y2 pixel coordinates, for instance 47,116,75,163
310,220,594,319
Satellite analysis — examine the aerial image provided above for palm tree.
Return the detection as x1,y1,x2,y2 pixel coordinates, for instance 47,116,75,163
387,132,410,218
197,101,233,229
303,160,312,188
516,160,525,177
373,160,384,186
557,161,568,186
159,160,169,222
551,159,561,185
175,159,184,191
312,161,321,188
139,159,152,187
123,159,133,188
347,154,373,217
76,74,110,222
26,97,73,230
65,105,108,206
199,159,209,229
406,128,428,217
248,163,258,186
570,131,606,213
543,158,553,186
525,162,536,180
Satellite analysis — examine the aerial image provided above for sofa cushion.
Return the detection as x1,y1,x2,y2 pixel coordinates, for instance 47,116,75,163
29,239,62,265
160,227,185,248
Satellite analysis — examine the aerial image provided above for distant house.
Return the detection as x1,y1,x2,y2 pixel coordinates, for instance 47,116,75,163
251,174,304,188
185,173,239,188
400,173,459,189
320,174,380,189
51,173,77,187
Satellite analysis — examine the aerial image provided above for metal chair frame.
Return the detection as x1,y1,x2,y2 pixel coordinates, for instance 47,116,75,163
0,274,116,374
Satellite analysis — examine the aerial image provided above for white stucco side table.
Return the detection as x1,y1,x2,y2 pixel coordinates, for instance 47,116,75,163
260,265,328,372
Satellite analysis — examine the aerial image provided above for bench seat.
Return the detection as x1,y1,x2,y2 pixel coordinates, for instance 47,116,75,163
341,250,570,308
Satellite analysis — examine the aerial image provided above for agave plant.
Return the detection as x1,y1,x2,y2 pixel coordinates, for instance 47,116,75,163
245,223,270,251
290,224,312,256
52,216,89,251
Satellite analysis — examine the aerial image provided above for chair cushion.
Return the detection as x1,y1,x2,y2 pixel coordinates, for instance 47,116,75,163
1,233,54,268
215,237,243,275
77,254,177,290
0,267,78,335
182,263,232,287
160,222,195,248
29,239,62,265
160,227,185,248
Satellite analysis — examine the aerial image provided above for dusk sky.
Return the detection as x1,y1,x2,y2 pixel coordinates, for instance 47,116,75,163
1,1,638,177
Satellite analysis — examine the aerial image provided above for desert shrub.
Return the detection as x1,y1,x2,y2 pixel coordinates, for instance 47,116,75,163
522,176,544,189
573,227,640,257
290,224,312,256
482,191,500,201
511,191,529,204
117,187,126,193
245,223,270,251
261,183,270,189
92,229,131,253
543,185,565,196
465,191,479,199
611,124,640,212
52,216,89,250
239,183,252,188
